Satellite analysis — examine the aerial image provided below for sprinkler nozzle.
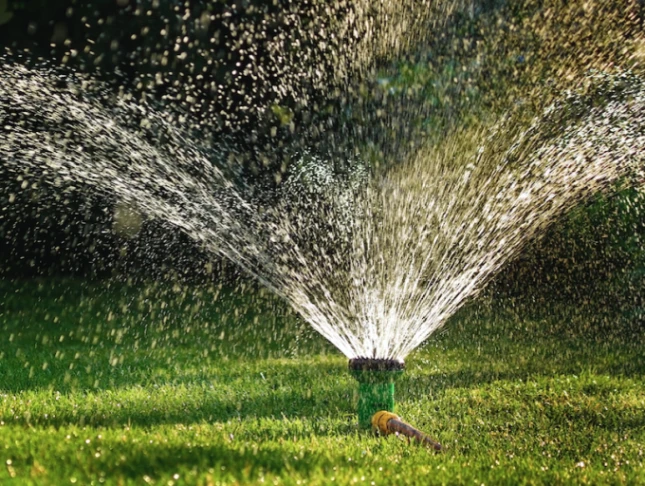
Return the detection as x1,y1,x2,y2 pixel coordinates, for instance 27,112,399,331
372,411,443,451
348,358,405,372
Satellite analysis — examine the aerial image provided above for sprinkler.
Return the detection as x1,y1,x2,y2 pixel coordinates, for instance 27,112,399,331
348,358,404,429
372,411,443,451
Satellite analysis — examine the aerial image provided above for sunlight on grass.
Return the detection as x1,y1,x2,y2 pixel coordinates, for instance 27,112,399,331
0,279,643,485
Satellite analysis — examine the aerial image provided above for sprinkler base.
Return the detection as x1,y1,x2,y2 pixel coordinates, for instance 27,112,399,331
349,358,404,429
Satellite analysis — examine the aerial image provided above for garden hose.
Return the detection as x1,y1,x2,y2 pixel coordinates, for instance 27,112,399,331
371,411,443,451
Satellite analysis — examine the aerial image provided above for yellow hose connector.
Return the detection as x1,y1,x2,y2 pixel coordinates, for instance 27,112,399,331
371,411,443,451
372,411,399,432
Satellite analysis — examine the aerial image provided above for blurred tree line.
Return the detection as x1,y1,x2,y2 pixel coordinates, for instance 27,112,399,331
0,0,475,281
0,0,643,322
0,0,301,282
490,187,645,322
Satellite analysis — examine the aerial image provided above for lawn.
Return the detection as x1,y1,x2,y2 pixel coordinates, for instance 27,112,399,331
0,278,643,485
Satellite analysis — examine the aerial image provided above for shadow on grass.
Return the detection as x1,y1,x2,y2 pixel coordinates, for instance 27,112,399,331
0,359,358,432
401,353,645,397
96,441,338,483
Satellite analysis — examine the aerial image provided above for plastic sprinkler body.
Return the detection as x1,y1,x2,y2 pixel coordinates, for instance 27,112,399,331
348,358,404,429
372,411,443,451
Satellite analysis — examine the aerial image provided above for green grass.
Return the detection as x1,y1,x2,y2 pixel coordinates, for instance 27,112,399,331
0,279,643,485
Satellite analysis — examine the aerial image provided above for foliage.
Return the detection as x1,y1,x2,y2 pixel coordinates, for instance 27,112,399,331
377,0,645,309
0,174,226,282
492,186,645,321
2,0,644,283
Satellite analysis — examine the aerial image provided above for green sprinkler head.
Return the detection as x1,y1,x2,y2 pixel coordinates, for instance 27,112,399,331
348,358,405,429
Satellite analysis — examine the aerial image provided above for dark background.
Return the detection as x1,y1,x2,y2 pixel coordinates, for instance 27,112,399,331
0,0,643,320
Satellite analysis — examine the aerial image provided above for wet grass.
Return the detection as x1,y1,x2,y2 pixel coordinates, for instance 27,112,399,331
0,278,643,485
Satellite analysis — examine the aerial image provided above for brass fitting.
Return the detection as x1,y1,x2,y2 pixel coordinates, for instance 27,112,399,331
371,410,442,451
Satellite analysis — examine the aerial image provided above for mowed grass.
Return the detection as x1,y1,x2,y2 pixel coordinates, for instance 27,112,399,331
0,279,643,485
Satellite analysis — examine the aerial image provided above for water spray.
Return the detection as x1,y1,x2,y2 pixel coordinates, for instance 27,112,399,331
348,358,404,429
371,411,442,450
